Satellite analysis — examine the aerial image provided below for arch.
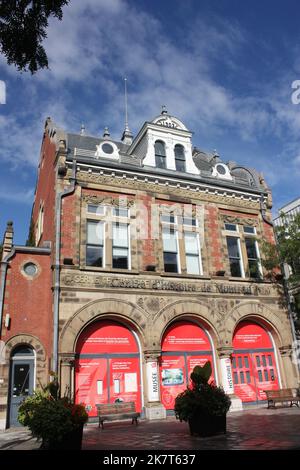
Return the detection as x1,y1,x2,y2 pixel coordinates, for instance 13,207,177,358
152,299,221,348
223,301,292,348
4,334,46,364
59,298,148,354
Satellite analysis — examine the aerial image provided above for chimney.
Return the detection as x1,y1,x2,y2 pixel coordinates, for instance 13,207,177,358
2,221,14,260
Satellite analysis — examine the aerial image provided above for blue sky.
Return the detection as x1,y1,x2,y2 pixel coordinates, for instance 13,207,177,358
1,0,300,245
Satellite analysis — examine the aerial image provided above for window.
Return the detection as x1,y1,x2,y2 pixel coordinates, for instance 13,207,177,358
112,207,129,218
112,223,129,269
245,237,261,278
155,141,166,169
160,206,202,275
23,262,38,277
225,223,237,231
226,236,243,277
184,232,201,274
87,204,105,215
36,203,44,244
162,228,179,273
86,221,104,267
244,226,255,234
85,204,131,270
174,144,185,172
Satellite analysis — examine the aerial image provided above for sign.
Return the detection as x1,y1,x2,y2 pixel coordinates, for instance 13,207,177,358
220,357,234,394
146,361,159,402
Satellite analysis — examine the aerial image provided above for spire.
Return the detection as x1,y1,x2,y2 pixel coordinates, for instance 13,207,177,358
80,123,85,135
121,77,133,145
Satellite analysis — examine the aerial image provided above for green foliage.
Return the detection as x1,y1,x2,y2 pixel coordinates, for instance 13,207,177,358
174,362,231,422
0,0,70,74
261,213,300,284
18,378,88,445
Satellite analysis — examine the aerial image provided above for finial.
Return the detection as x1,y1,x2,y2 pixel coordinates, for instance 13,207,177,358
80,123,85,135
121,77,133,144
161,105,168,115
103,126,110,138
213,149,220,157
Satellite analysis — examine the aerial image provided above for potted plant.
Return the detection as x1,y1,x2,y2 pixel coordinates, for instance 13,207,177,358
18,376,88,450
174,361,231,437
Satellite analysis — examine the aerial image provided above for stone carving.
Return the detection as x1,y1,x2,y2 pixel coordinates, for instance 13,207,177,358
222,214,258,226
82,194,135,207
137,296,168,313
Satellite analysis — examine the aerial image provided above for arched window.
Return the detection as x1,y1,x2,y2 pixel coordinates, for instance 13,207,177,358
155,140,166,169
174,144,185,172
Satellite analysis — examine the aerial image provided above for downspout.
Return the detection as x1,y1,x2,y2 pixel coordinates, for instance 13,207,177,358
52,158,77,373
0,249,16,340
260,195,299,375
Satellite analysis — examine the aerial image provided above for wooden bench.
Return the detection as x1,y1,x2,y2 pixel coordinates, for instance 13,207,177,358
96,402,140,429
264,388,300,409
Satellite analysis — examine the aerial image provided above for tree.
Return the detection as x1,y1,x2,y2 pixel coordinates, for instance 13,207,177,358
261,213,300,284
0,0,70,74
262,213,300,336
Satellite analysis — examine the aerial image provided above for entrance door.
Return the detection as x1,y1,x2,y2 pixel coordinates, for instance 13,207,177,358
160,321,215,410
9,346,35,427
75,321,142,417
232,321,280,403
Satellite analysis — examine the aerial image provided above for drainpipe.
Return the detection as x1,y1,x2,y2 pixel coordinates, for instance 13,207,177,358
52,158,77,373
0,248,16,340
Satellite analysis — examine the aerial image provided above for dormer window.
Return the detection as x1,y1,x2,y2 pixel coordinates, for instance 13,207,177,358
155,140,166,169
174,144,185,172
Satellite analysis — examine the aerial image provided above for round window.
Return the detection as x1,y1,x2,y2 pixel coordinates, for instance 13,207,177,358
101,143,114,154
216,164,226,175
23,262,38,276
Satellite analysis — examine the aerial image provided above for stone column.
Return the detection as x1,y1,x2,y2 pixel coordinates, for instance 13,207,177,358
217,347,243,412
144,351,166,420
60,353,75,400
279,346,299,388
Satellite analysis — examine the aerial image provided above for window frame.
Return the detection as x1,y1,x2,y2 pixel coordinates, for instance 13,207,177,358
155,140,167,169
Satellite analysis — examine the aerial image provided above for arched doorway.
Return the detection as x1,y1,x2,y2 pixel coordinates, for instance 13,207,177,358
232,320,280,403
75,320,142,417
9,345,35,427
159,320,215,410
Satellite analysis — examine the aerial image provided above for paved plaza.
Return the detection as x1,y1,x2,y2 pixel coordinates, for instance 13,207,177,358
0,407,300,451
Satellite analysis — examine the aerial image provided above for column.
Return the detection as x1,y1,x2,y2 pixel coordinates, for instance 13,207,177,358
217,347,243,412
144,351,166,420
279,346,299,388
60,353,75,400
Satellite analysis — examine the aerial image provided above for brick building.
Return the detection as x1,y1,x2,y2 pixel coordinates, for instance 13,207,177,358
0,109,298,428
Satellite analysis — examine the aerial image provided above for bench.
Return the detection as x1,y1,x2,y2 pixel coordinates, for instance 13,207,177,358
264,388,300,409
96,402,140,429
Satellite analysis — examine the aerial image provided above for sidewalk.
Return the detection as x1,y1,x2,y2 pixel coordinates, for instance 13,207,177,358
0,407,300,450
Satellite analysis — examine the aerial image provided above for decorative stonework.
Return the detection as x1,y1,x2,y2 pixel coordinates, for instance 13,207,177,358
137,296,168,313
82,194,135,207
76,171,261,209
221,214,258,226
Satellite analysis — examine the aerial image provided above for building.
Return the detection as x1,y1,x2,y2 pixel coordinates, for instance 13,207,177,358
274,197,300,341
0,109,298,429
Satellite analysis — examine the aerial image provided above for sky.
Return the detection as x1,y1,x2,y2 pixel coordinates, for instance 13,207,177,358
1,0,300,245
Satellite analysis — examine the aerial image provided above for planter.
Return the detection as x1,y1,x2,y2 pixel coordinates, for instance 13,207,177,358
188,412,226,437
41,424,84,450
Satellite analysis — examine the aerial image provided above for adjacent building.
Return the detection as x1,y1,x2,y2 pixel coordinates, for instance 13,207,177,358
0,109,298,429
